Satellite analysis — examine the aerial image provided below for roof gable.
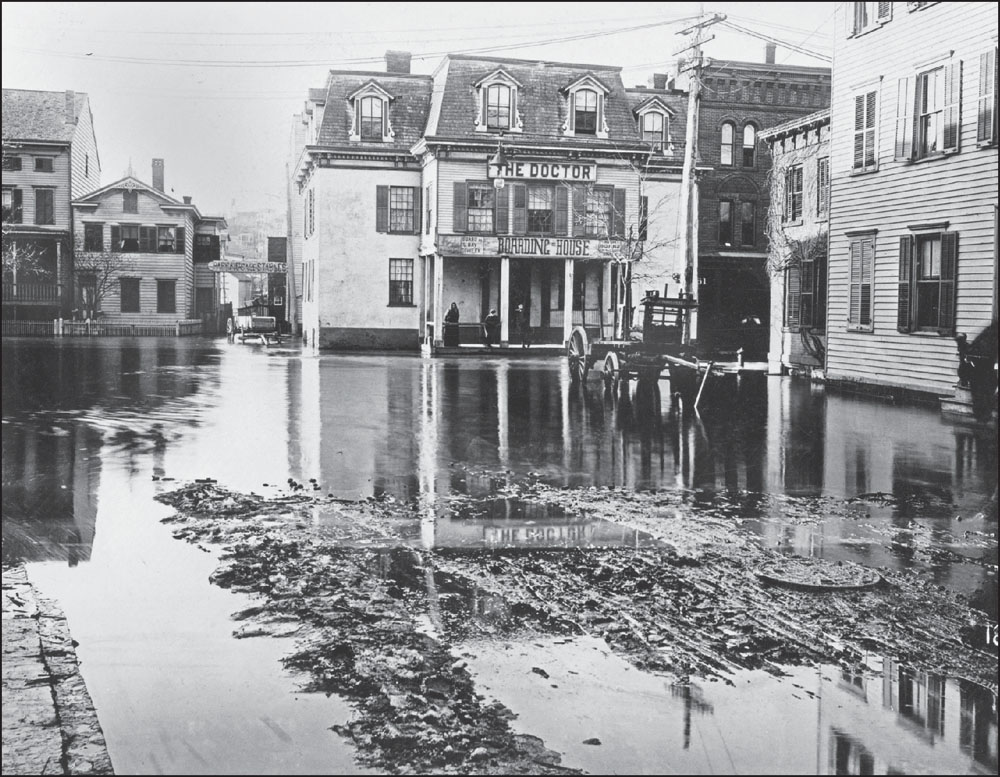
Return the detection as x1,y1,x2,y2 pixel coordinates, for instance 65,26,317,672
561,73,612,95
74,176,182,206
347,80,396,103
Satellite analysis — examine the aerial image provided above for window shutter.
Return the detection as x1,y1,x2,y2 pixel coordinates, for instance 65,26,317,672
568,93,576,132
785,266,801,328
876,2,892,22
554,185,568,235
612,188,626,238
864,91,877,166
942,60,962,152
815,249,828,328
572,185,586,237
817,158,830,214
110,225,121,252
176,227,185,254
895,76,915,160
977,49,996,143
639,195,648,242
453,182,467,233
853,94,866,168
783,169,791,221
412,187,421,234
938,231,958,334
496,186,509,235
849,241,862,324
897,235,913,332
860,239,873,325
376,185,388,233
512,184,527,235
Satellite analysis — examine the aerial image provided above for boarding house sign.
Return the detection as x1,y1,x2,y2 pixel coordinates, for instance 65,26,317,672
438,234,632,261
487,161,598,182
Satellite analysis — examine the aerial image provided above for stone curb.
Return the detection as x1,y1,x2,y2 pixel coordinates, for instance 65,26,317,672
2,565,114,775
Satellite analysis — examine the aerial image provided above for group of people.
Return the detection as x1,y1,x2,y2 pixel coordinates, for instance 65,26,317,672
444,302,531,348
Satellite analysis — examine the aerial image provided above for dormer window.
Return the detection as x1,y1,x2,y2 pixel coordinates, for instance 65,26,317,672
575,90,598,135
562,74,610,139
475,70,522,133
642,112,664,145
486,84,511,130
359,96,384,141
349,81,394,143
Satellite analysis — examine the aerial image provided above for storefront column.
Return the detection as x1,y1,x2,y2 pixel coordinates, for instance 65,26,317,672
563,258,575,345
433,253,445,346
422,254,433,343
603,261,613,340
499,255,510,345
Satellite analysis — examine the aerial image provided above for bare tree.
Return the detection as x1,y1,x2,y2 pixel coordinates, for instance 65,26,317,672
72,250,135,318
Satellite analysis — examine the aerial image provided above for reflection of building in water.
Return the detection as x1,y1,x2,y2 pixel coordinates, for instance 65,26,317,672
817,657,997,775
2,422,102,566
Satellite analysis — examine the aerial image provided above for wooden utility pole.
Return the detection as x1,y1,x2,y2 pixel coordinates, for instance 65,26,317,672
676,7,724,344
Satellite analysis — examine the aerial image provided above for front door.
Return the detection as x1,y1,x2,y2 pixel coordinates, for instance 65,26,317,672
508,259,532,339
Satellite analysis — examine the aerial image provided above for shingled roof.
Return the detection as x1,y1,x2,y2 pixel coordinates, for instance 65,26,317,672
316,71,433,150
427,55,644,147
2,88,88,143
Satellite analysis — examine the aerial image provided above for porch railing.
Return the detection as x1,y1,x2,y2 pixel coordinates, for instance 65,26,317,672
2,282,63,303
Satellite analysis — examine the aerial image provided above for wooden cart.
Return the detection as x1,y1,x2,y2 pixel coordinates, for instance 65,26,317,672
566,294,720,405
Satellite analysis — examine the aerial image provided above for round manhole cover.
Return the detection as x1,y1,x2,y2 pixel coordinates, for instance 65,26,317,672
755,557,883,592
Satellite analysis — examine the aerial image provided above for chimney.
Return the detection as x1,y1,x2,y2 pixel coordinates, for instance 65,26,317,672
765,43,776,64
65,90,76,123
385,50,411,74
152,158,164,192
652,73,669,90
182,195,192,205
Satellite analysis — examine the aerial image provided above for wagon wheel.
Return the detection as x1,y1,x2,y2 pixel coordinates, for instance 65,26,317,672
567,326,590,383
603,351,622,394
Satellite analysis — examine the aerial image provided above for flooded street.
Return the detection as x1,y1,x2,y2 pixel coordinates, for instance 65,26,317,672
3,336,997,775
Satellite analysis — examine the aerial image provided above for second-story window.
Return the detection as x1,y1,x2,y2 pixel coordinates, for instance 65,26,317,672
574,89,598,135
467,183,495,233
978,47,997,144
721,122,735,166
817,157,830,214
84,223,103,251
34,157,54,173
123,190,139,214
375,185,420,234
642,112,664,147
853,90,878,169
2,188,23,223
528,186,554,234
486,84,511,131
740,201,755,247
742,124,757,167
784,165,803,221
2,156,22,171
359,96,384,141
34,188,54,225
719,200,733,246
158,226,184,253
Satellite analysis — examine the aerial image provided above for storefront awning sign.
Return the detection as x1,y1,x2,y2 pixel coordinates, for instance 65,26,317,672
488,161,597,181
208,260,287,274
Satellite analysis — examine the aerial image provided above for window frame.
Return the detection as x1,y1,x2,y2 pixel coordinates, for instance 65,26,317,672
847,233,876,331
388,258,414,306
120,277,141,314
83,223,104,252
574,89,599,136
784,165,804,223
34,187,55,225
466,182,496,234
817,157,830,215
359,96,384,142
977,46,998,146
641,111,665,148
742,124,757,167
2,187,23,223
739,201,756,247
853,89,879,171
897,230,957,335
156,279,176,315
720,122,736,166
527,184,556,235
486,83,512,131
785,248,827,331
718,198,734,246
850,2,892,37
34,157,54,173
2,155,22,171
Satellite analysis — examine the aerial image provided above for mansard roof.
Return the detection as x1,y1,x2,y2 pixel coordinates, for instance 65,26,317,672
316,71,433,150
426,54,643,147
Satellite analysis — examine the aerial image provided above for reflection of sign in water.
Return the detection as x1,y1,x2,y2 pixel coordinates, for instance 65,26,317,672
438,234,630,259
484,524,593,544
208,260,287,274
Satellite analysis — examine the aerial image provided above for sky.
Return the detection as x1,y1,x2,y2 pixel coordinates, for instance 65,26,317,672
2,1,837,217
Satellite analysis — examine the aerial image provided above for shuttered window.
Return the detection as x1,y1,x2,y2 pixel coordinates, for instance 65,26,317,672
34,188,55,225
848,235,875,329
786,249,827,330
783,165,803,221
83,223,104,251
376,186,420,234
898,232,957,334
853,91,878,170
3,188,23,223
978,47,998,144
851,2,891,36
897,60,963,160
817,157,830,214
466,183,495,233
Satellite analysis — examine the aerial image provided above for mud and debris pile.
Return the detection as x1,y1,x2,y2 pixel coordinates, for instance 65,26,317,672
154,476,998,774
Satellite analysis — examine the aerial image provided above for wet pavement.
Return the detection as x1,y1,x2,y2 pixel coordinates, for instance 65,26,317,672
2,336,997,774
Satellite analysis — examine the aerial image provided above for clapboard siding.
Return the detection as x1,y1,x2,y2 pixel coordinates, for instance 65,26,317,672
827,1,999,397
4,144,72,230
69,97,101,199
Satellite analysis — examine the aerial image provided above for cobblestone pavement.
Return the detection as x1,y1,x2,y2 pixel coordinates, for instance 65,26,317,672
2,566,113,775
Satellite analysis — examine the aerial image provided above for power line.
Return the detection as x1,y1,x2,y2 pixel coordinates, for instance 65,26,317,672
718,20,832,62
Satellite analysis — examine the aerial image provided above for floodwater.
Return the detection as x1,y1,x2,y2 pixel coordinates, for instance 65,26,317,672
2,336,997,775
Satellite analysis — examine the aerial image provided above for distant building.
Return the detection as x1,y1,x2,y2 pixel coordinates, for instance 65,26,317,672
826,1,998,401
690,46,831,358
2,88,101,320
760,109,830,375
70,159,226,324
